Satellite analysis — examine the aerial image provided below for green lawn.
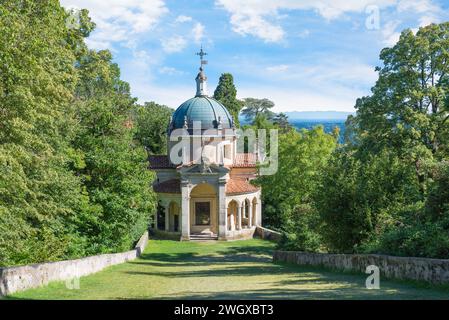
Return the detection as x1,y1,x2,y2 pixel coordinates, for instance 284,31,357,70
8,239,449,300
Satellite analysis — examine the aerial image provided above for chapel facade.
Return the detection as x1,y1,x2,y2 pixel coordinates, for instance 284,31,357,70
149,49,261,241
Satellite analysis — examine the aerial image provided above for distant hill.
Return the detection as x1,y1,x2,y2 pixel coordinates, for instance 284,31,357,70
284,111,354,121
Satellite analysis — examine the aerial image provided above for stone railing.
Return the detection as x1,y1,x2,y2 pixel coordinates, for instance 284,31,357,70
0,231,149,297
254,226,282,242
273,250,449,285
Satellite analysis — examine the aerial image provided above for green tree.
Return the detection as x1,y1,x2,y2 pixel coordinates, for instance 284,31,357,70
133,102,173,155
0,1,158,266
349,23,449,190
71,48,157,254
213,73,243,126
0,0,88,266
255,126,337,251
318,23,449,256
315,149,420,253
273,112,291,133
241,98,276,123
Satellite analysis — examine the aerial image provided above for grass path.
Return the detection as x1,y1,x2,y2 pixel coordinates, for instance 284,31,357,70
9,239,449,299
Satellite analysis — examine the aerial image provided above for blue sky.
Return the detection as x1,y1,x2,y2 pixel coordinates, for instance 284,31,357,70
61,0,449,112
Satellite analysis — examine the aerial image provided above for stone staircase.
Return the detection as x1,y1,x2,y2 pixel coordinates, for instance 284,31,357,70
189,233,218,241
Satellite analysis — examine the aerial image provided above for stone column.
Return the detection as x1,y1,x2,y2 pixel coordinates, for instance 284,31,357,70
154,210,158,230
237,205,242,230
165,203,170,232
248,202,253,228
181,180,190,241
218,178,227,240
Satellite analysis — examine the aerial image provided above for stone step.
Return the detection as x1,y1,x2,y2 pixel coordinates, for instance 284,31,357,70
189,234,218,241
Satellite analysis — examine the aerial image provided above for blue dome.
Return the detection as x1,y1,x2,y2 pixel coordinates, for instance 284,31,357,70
170,96,233,130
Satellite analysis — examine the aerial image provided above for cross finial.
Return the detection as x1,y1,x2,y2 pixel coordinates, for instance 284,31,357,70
196,46,208,69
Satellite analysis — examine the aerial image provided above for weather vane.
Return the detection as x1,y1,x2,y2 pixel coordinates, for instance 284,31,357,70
196,46,208,68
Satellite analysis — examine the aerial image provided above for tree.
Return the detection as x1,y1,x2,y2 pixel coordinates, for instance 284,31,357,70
213,73,243,126
317,23,449,256
133,102,173,155
71,48,157,254
255,126,337,251
241,98,276,123
0,1,157,266
273,112,292,132
349,23,449,191
0,0,88,266
315,149,420,253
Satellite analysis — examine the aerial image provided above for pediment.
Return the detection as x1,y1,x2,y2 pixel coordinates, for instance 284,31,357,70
178,162,229,175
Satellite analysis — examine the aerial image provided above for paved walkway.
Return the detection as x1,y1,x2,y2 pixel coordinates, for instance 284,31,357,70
9,239,449,299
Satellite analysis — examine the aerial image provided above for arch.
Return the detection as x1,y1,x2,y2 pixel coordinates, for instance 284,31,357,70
252,197,258,226
227,200,238,231
168,201,180,232
226,198,241,207
190,183,217,235
242,198,251,228
191,183,216,197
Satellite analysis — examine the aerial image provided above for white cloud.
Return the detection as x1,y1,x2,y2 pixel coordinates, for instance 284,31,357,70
418,14,440,27
227,56,377,111
159,66,185,75
382,20,402,46
161,35,188,53
386,0,445,43
60,0,168,49
215,0,397,42
192,22,205,44
397,0,440,13
298,29,311,38
266,65,289,72
175,15,193,23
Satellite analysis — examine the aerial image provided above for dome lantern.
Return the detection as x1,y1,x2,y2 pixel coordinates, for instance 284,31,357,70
195,47,208,97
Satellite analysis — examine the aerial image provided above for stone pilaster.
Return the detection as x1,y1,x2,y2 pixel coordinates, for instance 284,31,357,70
181,180,191,241
248,202,253,228
218,178,227,240
237,205,242,230
165,203,170,232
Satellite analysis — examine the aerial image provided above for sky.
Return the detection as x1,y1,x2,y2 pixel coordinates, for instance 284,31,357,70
60,0,449,112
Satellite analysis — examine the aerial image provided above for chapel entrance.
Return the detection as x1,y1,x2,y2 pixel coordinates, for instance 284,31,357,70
190,183,218,235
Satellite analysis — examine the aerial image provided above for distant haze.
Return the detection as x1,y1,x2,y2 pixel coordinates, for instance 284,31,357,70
284,111,354,121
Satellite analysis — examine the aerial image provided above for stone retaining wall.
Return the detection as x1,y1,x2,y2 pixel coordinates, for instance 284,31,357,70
254,226,282,242
273,250,449,285
0,231,149,296
226,226,256,240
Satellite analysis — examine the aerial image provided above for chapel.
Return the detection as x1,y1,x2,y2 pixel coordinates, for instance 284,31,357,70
149,49,261,241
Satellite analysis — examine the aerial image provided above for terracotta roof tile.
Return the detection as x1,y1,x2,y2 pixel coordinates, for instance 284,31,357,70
233,153,257,168
149,155,175,169
153,179,181,193
226,178,259,195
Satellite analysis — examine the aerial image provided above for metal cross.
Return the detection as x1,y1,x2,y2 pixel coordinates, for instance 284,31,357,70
196,46,208,66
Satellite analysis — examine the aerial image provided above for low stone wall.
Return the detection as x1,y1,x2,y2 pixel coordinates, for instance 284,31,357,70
254,226,282,242
226,227,256,241
273,250,449,285
0,231,149,296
